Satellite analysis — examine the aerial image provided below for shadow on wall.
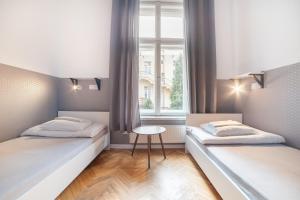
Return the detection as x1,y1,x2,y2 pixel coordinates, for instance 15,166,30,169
234,63,300,149
0,63,58,142
216,80,236,113
58,78,110,112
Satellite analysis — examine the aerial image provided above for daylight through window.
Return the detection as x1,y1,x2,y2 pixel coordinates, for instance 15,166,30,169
138,1,186,115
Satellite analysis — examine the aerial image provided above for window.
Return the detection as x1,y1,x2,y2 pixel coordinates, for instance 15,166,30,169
138,1,186,115
144,86,152,99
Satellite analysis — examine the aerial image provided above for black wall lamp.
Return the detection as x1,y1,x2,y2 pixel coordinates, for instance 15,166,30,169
231,72,265,89
94,78,101,91
249,73,264,88
70,78,79,90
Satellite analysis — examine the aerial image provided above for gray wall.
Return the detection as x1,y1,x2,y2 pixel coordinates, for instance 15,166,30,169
57,78,234,144
57,78,128,144
3,62,299,147
235,63,300,149
217,80,235,113
58,78,109,111
58,78,234,113
0,63,58,142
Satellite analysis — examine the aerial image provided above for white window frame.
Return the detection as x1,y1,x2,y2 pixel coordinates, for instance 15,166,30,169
144,86,151,99
139,0,187,116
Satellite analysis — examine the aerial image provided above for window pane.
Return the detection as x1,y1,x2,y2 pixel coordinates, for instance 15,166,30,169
139,45,156,113
161,5,184,39
160,45,185,113
139,5,155,38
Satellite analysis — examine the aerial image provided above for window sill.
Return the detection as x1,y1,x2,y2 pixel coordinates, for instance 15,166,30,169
141,115,186,121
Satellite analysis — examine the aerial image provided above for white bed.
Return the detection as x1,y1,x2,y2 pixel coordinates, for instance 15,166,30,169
0,111,110,200
185,114,300,200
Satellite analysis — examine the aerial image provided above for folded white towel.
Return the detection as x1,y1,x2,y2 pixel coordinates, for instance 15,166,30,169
187,126,285,145
201,124,257,137
22,122,106,138
40,119,92,131
208,120,242,127
55,116,91,123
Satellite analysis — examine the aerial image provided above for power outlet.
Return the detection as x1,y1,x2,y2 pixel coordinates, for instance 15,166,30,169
89,84,98,90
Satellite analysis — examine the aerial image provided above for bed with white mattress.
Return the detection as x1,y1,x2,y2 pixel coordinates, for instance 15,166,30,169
0,111,110,200
185,114,300,200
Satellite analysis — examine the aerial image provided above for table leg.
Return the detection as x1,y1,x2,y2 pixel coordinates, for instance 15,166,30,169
149,135,151,151
147,135,151,168
131,134,139,156
159,133,166,159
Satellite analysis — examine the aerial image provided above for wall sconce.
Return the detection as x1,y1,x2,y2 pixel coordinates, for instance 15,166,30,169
230,79,244,94
231,72,265,89
94,78,101,91
70,78,80,91
249,73,264,88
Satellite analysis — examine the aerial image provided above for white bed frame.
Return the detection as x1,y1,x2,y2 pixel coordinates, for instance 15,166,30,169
185,113,250,200
18,111,110,200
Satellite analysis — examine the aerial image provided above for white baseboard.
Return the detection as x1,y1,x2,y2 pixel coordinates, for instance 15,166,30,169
110,144,184,149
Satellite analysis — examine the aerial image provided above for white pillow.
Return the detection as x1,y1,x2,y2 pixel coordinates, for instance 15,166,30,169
21,123,106,138
55,116,91,123
40,119,92,131
201,124,257,137
208,120,242,127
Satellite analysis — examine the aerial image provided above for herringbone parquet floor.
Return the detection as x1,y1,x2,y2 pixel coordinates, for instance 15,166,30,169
57,149,222,200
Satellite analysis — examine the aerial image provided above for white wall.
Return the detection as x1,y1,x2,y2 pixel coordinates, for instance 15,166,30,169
215,0,300,79
2,0,299,79
0,0,112,78
215,0,237,79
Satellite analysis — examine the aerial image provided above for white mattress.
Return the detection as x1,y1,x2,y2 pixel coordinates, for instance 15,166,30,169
206,144,300,200
0,131,108,200
187,131,300,200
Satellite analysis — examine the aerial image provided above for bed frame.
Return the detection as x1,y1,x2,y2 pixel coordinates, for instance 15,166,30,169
185,113,250,200
18,111,110,200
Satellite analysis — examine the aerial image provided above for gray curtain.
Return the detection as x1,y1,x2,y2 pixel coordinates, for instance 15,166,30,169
184,0,217,113
109,0,141,133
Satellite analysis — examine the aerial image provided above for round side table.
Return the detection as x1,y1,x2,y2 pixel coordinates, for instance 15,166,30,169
131,126,166,168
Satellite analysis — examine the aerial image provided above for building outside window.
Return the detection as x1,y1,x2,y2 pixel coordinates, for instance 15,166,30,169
138,0,186,115
144,86,152,99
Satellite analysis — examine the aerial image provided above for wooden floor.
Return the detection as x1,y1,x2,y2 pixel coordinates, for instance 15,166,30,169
57,149,221,200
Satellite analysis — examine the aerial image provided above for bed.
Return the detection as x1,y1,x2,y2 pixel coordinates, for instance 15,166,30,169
185,114,300,200
0,111,110,200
